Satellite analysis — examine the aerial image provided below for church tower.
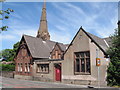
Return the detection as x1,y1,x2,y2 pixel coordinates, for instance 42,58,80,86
36,0,50,40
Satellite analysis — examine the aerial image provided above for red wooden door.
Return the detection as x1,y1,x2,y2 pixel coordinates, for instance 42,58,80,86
55,65,61,81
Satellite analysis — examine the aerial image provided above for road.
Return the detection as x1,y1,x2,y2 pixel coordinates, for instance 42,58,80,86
0,76,87,88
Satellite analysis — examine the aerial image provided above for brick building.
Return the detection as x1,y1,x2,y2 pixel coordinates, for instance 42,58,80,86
14,1,111,86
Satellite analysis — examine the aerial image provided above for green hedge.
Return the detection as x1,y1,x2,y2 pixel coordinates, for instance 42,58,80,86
0,64,15,71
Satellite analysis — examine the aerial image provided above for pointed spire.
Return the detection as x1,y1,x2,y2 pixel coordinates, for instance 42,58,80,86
37,0,50,41
43,0,46,9
41,0,46,21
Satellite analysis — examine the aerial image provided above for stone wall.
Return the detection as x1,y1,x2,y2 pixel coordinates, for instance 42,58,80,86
32,76,53,82
62,79,107,87
14,74,32,80
0,71,14,78
14,74,53,82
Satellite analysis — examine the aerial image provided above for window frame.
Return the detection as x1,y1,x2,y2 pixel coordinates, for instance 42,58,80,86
36,64,49,74
74,51,91,75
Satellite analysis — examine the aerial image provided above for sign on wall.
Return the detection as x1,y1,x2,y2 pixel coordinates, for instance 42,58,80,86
96,58,100,66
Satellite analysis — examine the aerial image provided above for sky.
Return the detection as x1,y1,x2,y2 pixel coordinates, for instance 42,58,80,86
0,1,118,50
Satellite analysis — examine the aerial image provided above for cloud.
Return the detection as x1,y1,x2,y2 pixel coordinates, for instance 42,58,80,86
1,34,16,40
50,30,72,44
55,25,69,31
11,29,37,37
51,2,117,39
63,2,86,17
11,13,22,19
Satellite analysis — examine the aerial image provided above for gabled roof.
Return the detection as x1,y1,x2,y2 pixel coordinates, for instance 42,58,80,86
50,42,67,54
22,35,67,59
58,43,67,52
87,32,108,52
64,27,112,56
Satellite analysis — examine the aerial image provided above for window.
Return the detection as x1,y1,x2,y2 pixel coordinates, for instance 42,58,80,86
74,51,90,74
28,63,30,72
55,50,58,59
58,54,61,59
76,59,80,72
24,63,30,73
19,63,22,72
53,55,55,59
37,64,49,73
25,63,27,72
18,63,20,72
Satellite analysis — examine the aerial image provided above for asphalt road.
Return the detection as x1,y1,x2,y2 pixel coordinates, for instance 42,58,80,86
0,76,87,88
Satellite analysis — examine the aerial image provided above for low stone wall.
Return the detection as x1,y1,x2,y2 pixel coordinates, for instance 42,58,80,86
14,74,32,80
14,74,53,82
32,76,53,82
0,71,14,78
62,79,107,87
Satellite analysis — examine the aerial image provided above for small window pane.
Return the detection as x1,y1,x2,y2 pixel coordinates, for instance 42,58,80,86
81,58,85,72
86,58,90,73
76,53,79,57
85,52,90,58
80,52,84,58
76,59,80,72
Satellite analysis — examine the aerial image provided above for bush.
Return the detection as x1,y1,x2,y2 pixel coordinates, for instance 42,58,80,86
0,64,15,71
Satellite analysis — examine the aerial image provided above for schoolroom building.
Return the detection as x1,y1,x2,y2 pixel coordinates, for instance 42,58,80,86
14,2,111,86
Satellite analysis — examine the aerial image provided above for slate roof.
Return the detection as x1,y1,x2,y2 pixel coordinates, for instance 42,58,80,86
58,43,68,51
23,35,67,58
103,37,112,47
87,32,111,52
22,27,112,58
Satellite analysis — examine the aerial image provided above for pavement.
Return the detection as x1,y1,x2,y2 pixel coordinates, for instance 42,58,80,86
0,76,88,88
0,76,119,89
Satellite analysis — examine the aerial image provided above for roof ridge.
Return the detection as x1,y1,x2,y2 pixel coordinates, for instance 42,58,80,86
47,40,67,45
23,34,36,38
86,32,102,39
23,34,68,45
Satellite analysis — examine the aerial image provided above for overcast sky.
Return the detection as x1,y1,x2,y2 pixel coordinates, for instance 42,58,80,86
1,2,118,50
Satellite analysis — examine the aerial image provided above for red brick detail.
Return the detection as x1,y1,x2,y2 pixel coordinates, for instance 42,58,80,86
15,41,33,76
51,44,63,59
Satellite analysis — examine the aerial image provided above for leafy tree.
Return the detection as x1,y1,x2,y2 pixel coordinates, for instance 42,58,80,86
0,0,14,32
107,21,120,86
0,42,19,71
2,49,13,61
1,42,20,61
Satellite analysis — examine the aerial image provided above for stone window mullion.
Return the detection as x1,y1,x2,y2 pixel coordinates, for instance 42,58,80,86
84,53,86,73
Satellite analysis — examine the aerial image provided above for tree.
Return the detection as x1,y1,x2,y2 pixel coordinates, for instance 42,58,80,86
107,21,120,86
2,49,13,61
1,42,20,61
0,0,14,32
0,41,19,71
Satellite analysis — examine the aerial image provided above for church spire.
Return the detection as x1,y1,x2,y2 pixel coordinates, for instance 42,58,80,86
37,0,50,41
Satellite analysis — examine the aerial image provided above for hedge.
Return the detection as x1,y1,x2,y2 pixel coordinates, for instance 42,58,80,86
0,64,15,71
